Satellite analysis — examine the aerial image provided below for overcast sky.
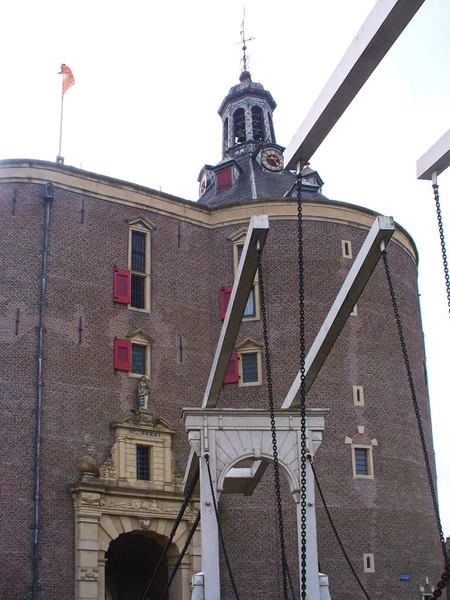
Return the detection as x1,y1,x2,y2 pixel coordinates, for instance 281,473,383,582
1,0,449,539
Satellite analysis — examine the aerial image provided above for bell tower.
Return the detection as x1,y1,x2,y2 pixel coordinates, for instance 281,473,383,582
218,70,277,159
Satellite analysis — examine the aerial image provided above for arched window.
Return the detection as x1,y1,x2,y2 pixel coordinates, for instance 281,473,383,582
222,117,229,153
233,108,246,144
268,114,276,143
252,106,265,141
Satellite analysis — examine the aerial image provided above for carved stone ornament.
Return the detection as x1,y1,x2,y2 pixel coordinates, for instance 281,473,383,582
80,567,99,581
112,409,172,430
99,444,117,480
102,497,180,513
80,492,104,506
139,518,152,530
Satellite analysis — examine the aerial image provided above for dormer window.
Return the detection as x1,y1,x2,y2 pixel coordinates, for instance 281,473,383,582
217,167,232,191
252,106,265,141
233,108,246,144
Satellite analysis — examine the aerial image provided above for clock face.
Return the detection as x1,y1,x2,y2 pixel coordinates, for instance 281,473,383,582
199,174,207,195
261,149,284,171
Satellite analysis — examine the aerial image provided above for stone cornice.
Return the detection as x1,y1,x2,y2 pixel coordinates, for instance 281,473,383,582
0,158,418,263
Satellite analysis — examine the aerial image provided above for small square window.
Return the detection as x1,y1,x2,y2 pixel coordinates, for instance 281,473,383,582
353,385,364,406
236,341,262,387
363,553,375,573
131,344,146,376
355,448,369,475
352,446,374,479
342,240,352,258
242,353,258,383
136,446,150,481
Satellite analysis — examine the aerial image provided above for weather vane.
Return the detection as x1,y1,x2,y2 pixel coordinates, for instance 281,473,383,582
240,8,255,72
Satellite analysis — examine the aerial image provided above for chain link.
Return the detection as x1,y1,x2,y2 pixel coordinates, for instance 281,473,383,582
296,172,308,599
432,183,450,317
382,249,450,598
205,454,241,600
257,250,296,600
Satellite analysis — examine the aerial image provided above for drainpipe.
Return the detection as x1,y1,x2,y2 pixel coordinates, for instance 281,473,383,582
32,182,54,600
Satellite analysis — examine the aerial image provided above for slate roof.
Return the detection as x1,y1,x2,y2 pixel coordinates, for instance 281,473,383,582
198,154,327,208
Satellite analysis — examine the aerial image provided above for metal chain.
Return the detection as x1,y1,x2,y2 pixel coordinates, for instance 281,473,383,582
205,454,241,600
382,249,450,598
432,182,450,316
308,457,371,599
160,512,201,600
141,467,199,600
296,171,308,600
257,250,296,600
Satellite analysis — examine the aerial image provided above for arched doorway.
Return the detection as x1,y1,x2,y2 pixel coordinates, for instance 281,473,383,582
105,531,173,600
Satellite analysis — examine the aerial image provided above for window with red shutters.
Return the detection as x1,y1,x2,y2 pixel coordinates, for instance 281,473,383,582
114,338,131,371
220,285,233,320
113,268,131,304
224,353,239,384
217,167,232,190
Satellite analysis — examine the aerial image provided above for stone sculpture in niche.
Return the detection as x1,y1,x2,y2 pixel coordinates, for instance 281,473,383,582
138,376,150,409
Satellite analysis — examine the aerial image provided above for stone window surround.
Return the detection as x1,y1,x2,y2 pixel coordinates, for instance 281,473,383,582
236,338,263,388
345,426,378,480
127,216,155,313
127,329,152,380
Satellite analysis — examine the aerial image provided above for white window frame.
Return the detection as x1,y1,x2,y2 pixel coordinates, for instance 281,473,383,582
236,338,263,388
127,329,152,379
352,445,374,480
127,217,155,313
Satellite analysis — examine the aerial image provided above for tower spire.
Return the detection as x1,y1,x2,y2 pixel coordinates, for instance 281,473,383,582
240,8,255,74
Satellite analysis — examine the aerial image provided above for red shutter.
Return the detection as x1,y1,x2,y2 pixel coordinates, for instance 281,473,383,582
114,268,131,304
114,338,131,371
217,167,232,190
220,285,233,320
224,353,239,384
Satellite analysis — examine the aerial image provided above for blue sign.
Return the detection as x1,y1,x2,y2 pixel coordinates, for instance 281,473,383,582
400,575,411,581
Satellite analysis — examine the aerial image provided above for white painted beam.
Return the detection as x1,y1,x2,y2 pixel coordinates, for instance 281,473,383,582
222,461,269,495
202,215,269,408
417,128,450,180
284,0,425,170
282,216,395,409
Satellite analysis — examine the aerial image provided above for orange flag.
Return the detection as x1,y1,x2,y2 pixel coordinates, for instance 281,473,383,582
58,64,75,95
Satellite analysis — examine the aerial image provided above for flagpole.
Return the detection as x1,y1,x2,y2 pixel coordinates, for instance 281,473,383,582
57,80,64,164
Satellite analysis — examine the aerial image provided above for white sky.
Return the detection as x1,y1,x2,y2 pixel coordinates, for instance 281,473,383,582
1,0,449,539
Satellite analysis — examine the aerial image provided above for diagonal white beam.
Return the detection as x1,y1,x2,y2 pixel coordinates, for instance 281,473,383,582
417,128,450,181
284,0,425,170
202,214,269,408
282,216,395,409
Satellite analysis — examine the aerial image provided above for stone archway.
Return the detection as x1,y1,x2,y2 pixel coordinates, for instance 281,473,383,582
105,531,173,600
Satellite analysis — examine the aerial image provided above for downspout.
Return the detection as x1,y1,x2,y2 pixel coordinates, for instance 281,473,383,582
32,182,54,600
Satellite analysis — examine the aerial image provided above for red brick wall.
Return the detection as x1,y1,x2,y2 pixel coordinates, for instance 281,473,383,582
0,172,441,599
